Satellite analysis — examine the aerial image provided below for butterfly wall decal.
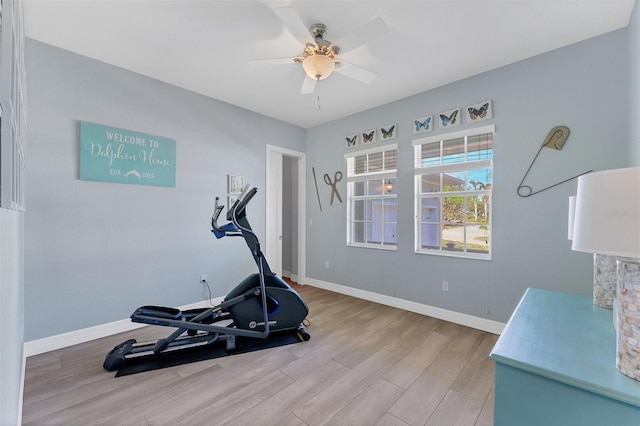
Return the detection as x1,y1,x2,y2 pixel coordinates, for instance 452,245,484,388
380,125,396,140
439,110,459,127
345,134,358,147
362,130,375,143
465,101,492,122
468,103,489,120
414,117,432,133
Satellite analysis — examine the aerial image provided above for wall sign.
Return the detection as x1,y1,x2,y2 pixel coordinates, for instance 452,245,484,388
80,121,176,187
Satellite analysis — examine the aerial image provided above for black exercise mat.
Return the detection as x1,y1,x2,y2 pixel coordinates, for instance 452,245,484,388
114,330,303,377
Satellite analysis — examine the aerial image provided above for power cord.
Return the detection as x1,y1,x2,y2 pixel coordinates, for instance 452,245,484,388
201,279,214,306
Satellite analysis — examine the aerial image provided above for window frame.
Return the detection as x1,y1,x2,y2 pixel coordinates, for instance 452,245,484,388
345,143,398,250
413,125,494,260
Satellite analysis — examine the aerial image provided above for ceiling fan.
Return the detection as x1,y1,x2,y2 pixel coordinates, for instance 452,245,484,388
249,7,388,94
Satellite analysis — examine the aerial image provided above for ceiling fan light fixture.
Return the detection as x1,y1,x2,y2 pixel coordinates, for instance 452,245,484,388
302,54,335,80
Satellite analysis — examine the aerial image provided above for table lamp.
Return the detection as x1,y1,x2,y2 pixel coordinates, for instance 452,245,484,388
568,196,618,309
572,166,640,381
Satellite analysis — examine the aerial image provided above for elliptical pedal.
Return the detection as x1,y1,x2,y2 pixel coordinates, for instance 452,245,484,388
103,339,136,371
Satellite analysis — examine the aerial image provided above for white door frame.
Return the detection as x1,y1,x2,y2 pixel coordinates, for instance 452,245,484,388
265,144,306,284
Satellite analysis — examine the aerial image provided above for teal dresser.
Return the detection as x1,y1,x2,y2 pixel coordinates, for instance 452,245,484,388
489,288,640,426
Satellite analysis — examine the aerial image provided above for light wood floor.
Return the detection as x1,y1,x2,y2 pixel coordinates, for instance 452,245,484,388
23,284,497,425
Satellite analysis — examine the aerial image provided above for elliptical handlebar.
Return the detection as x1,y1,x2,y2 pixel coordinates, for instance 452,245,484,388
211,199,224,228
211,198,239,238
228,185,257,222
211,185,258,239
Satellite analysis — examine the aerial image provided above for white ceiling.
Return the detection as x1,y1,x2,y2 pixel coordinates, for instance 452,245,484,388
24,0,635,128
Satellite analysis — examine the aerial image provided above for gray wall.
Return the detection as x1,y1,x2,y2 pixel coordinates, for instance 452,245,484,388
24,40,305,341
305,29,630,323
630,0,640,165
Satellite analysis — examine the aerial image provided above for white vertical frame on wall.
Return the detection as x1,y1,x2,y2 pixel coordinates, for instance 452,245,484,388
0,0,27,211
265,144,307,284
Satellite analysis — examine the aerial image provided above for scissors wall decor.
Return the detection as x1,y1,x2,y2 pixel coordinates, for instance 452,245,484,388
324,171,343,205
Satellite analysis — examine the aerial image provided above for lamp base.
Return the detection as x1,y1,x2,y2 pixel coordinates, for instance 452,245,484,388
616,258,640,381
594,253,616,309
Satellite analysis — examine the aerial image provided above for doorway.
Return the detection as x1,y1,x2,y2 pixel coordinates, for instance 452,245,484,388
265,145,306,284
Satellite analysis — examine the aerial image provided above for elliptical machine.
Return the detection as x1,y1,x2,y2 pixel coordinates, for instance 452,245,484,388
104,186,309,371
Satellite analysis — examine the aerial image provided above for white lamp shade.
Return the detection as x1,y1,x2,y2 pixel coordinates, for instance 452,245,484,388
571,167,640,257
568,195,576,240
302,55,335,80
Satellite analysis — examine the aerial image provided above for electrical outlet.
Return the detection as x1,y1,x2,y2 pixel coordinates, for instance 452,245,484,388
442,281,449,291
325,261,330,269
200,274,207,282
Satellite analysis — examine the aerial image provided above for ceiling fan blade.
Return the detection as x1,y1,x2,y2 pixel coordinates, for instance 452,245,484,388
335,17,388,54
274,7,311,44
248,57,298,66
334,60,377,84
300,75,317,94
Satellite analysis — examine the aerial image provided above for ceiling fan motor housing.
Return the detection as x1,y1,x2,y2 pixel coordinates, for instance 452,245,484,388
310,23,327,39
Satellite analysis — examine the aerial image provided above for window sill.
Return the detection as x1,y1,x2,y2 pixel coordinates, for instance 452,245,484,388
348,243,397,251
415,249,491,261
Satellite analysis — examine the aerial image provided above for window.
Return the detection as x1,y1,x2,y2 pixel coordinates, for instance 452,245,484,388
345,144,398,249
413,125,494,259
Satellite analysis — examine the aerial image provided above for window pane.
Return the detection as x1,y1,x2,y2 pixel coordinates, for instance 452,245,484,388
383,198,397,221
369,152,383,172
443,171,466,192
366,221,380,243
366,199,376,221
421,142,440,166
384,150,397,170
384,223,397,245
467,133,493,161
468,168,492,188
421,174,440,192
354,181,366,196
442,195,464,223
354,155,367,175
466,224,490,254
420,223,440,249
353,222,365,243
480,194,491,222
442,224,463,251
421,197,439,221
443,137,465,164
383,179,396,195
369,180,383,196
353,199,365,221
466,195,481,222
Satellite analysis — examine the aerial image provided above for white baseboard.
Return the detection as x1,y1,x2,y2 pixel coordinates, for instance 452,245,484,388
304,278,504,335
25,280,504,358
24,298,223,357
281,270,299,283
18,347,25,425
